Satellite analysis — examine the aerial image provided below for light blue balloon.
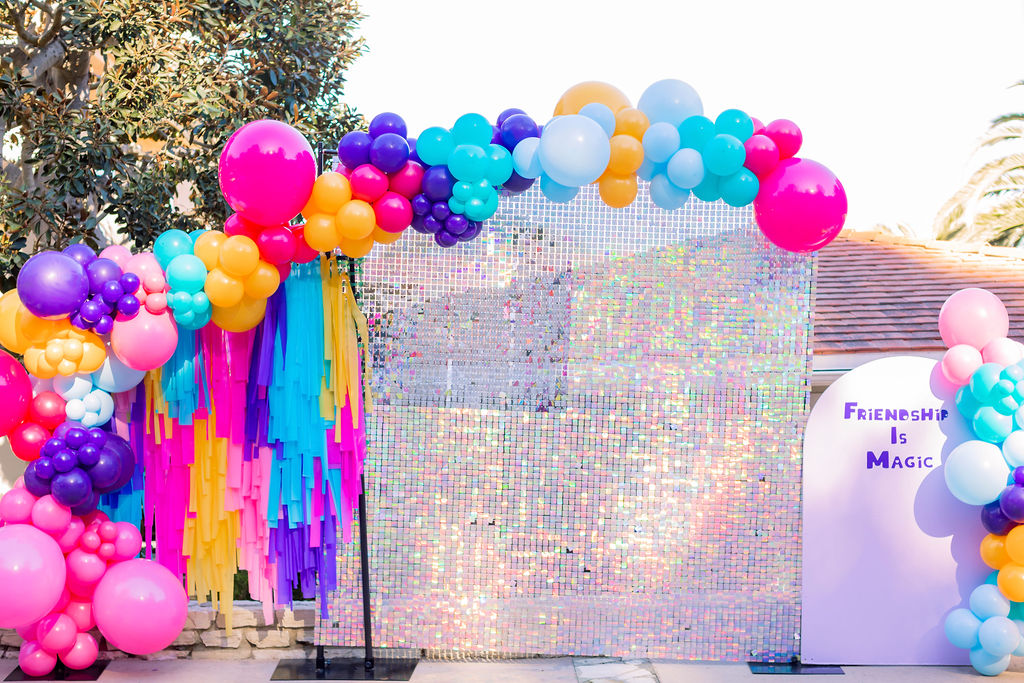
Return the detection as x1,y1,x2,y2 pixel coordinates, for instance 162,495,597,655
969,646,1010,676
1007,432,1024,469
417,126,455,166
715,108,754,141
649,174,690,210
579,102,616,137
945,608,982,649
973,363,1006,403
512,137,543,179
719,168,760,208
166,254,207,294
637,79,703,126
973,406,1013,443
957,386,983,420
54,374,93,401
946,441,1011,504
486,144,514,186
448,145,488,182
154,229,194,270
972,584,1013,619
1012,620,1024,656
692,173,721,203
91,344,146,393
666,149,704,190
452,113,492,147
537,115,610,187
637,159,666,182
642,122,681,164
703,134,746,176
979,616,1021,657
539,175,579,203
679,115,716,151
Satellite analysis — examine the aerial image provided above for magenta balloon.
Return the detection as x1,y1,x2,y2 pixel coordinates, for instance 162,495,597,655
93,559,187,655
0,524,66,628
753,157,847,253
110,307,179,371
219,120,316,227
0,349,31,437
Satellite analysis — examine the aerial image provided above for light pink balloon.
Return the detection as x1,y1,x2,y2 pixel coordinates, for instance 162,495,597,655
99,245,132,269
65,548,107,598
0,525,66,628
55,517,86,553
60,632,99,670
110,306,179,371
113,521,143,561
124,252,164,286
938,288,1009,350
983,337,1023,366
31,495,72,536
941,345,983,386
64,599,94,632
36,612,77,655
19,640,57,677
0,487,37,524
93,558,188,655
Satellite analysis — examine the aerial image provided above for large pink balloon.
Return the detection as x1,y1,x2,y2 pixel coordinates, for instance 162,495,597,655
753,157,848,253
93,559,188,655
219,120,316,227
939,288,1010,350
0,524,66,628
110,306,179,371
0,348,31,436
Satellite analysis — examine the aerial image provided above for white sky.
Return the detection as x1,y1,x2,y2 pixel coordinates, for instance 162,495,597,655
341,0,1024,238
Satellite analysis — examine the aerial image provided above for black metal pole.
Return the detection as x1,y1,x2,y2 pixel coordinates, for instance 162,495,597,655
358,473,374,670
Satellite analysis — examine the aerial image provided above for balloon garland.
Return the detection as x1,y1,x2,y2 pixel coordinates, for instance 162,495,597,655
0,79,847,674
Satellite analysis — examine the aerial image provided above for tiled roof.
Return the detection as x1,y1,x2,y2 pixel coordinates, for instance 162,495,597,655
815,231,1024,355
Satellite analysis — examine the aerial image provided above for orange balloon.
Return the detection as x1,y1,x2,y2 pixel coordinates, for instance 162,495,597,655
999,563,1024,602
336,200,375,240
243,261,281,299
372,225,403,244
614,107,650,140
219,235,260,277
301,195,317,219
553,81,631,116
1007,526,1024,565
607,135,645,176
204,268,244,308
194,230,227,271
339,234,374,259
211,296,267,333
304,213,340,252
311,172,352,214
598,173,638,209
982,533,1013,569
0,290,30,354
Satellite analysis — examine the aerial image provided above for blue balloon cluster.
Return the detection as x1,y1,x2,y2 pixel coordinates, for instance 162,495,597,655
946,580,1024,675
956,362,1024,444
512,110,611,204
155,229,212,330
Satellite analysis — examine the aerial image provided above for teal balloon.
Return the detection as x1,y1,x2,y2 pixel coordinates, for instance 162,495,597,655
448,197,466,215
537,115,610,187
969,646,1010,676
957,386,982,420
448,144,488,182
666,149,704,189
416,127,455,166
173,308,194,326
452,113,492,147
945,608,982,649
679,115,716,150
473,179,491,197
539,175,579,203
703,134,745,176
512,137,543,179
154,229,193,269
166,254,207,294
692,173,721,202
485,144,513,186
973,406,1013,443
642,122,681,164
188,229,208,244
171,291,192,310
481,186,499,218
453,181,474,202
1010,599,1024,618
719,169,760,207
972,584,1012,619
192,291,210,314
715,109,754,141
579,103,616,137
979,616,1021,657
637,159,666,182
464,198,488,221
649,174,690,210
637,79,703,126
973,363,1006,403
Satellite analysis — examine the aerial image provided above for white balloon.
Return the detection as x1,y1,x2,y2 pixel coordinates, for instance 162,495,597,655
1003,431,1024,468
93,389,114,426
945,440,1011,505
53,374,93,401
65,398,87,421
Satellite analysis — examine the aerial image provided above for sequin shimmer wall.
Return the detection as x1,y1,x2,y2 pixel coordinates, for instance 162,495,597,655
317,184,813,660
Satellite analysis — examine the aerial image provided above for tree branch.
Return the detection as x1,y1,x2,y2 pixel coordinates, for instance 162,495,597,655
21,38,65,82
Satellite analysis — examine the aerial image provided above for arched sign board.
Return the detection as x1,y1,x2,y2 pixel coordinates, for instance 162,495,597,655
802,356,985,664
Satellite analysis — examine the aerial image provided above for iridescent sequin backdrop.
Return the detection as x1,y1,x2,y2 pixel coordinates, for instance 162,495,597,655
317,184,813,660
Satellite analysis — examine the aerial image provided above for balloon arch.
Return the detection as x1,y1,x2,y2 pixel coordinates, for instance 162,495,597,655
0,79,847,676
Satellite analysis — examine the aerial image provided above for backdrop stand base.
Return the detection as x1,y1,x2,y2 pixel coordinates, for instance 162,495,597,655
748,661,844,675
271,658,418,681
5,661,109,681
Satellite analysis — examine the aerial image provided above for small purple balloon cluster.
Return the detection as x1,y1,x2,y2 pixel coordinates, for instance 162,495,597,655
337,112,410,174
62,245,140,335
409,168,482,247
492,108,542,194
982,467,1024,534
23,422,136,515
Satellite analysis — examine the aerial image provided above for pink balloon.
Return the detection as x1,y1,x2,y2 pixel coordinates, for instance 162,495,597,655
110,306,179,371
942,344,984,386
113,521,143,561
124,252,164,288
224,213,262,239
983,337,1023,366
98,245,132,268
750,117,765,135
55,517,86,553
219,120,316,226
764,119,803,159
753,158,847,253
65,548,107,598
31,494,72,535
64,599,95,632
0,525,66,628
19,640,57,677
256,225,298,265
743,134,780,179
349,164,389,203
53,586,70,613
60,632,99,670
93,559,188,655
36,613,77,655
389,161,425,199
938,288,1009,350
373,192,413,233
0,487,37,524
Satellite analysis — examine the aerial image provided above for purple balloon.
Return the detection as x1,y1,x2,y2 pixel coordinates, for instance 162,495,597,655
490,125,501,145
42,438,65,458
78,444,100,468
70,491,99,516
51,467,91,507
101,280,124,304
434,230,459,248
95,316,114,335
120,272,140,293
1000,485,1024,523
423,216,443,234
87,450,122,492
369,112,407,139
422,166,455,202
338,131,373,169
16,251,90,319
497,108,528,127
431,202,452,222
86,257,122,293
66,427,88,448
500,114,541,151
410,214,428,233
445,214,469,236
458,221,483,242
117,294,140,317
87,428,108,448
53,449,77,473
23,461,52,497
502,171,536,194
52,422,74,439
62,244,96,267
369,133,410,174
71,314,88,329
102,433,136,492
33,457,54,481
408,137,420,164
411,194,431,216
1015,467,1024,486
80,299,103,324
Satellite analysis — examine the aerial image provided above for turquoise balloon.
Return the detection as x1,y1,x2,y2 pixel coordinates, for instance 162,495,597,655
539,175,579,203
969,646,1010,676
649,174,690,210
154,229,193,270
719,169,760,207
945,608,982,649
464,198,488,221
989,571,1002,587
637,79,703,126
579,102,616,137
485,144,513,186
453,181,474,202
417,127,454,166
448,145,488,182
679,115,716,150
537,115,610,187
703,134,745,176
637,159,666,182
642,122,681,164
715,108,754,141
512,137,543,179
666,149,704,190
166,254,207,294
448,197,467,215
692,173,721,202
452,113,492,147
973,407,1013,443
972,363,1005,403
957,386,982,420
192,291,210,314
171,291,192,310
481,187,499,218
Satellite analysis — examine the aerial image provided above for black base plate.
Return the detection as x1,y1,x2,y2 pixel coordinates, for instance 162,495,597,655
5,661,109,681
271,658,419,681
749,662,844,675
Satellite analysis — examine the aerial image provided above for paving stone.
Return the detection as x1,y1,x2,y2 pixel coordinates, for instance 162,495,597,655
251,646,313,661
141,648,191,660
